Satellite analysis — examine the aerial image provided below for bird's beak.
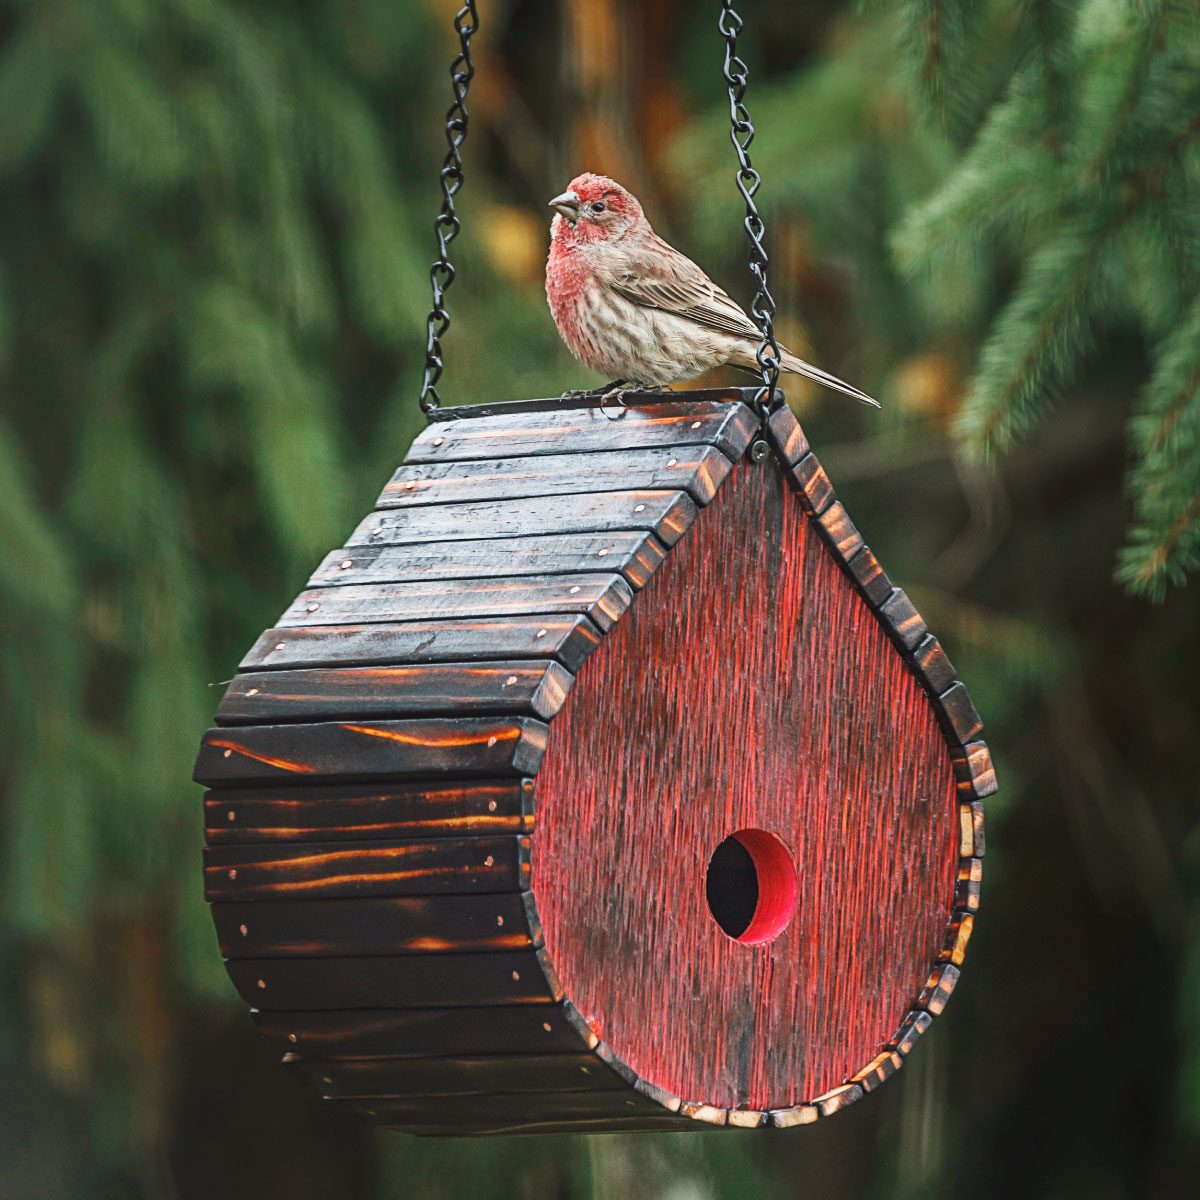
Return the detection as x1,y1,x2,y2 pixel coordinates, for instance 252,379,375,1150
549,190,581,222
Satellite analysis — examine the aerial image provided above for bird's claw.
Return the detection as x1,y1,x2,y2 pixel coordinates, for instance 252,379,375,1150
599,385,630,420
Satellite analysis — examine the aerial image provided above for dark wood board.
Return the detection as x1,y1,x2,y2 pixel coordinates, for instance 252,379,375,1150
764,404,811,467
844,546,893,608
205,836,530,903
278,574,633,633
850,1050,903,1094
216,662,574,725
344,490,698,549
204,779,534,845
879,588,928,650
813,1083,863,1117
394,1116,697,1137
227,948,561,1010
352,1087,682,1127
815,501,865,562
916,964,960,1016
951,739,998,799
308,532,667,591
937,681,986,744
937,911,975,967
959,800,987,858
294,1052,628,1100
253,1003,592,1060
429,386,760,423
954,857,984,912
910,635,957,696
213,893,539,958
886,1009,933,1056
788,454,835,514
241,616,602,674
194,717,549,787
379,446,734,509
410,400,756,463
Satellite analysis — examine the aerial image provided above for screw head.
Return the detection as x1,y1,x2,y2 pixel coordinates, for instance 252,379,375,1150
750,439,770,463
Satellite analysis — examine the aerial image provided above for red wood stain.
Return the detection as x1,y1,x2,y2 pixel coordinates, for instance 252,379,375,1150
533,459,958,1110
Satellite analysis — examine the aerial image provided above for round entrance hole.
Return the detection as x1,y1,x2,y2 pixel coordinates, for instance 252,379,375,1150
704,828,798,945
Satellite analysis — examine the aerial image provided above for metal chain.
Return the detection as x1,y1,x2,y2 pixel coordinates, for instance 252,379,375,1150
419,2,480,415
718,1,781,421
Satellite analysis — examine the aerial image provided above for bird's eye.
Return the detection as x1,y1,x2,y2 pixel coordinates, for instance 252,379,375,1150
591,201,606,213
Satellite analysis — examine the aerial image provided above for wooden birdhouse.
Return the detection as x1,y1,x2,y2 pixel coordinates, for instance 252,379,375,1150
195,389,992,1135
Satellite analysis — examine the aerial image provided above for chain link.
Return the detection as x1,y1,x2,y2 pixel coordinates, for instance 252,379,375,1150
419,2,480,414
719,1,781,421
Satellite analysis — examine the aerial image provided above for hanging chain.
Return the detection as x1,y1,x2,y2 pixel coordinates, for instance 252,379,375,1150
419,2,480,415
719,1,781,422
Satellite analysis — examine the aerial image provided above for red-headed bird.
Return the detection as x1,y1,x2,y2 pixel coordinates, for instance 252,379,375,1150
545,173,878,407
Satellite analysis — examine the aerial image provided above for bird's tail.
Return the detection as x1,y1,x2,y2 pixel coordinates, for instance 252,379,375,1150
776,347,880,408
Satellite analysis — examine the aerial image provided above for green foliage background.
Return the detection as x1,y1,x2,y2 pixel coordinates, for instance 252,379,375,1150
0,1,1197,1197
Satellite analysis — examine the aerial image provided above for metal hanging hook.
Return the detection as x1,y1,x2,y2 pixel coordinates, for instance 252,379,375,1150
718,1,782,428
419,2,480,416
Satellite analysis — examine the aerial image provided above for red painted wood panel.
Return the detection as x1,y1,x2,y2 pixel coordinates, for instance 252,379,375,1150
533,457,958,1111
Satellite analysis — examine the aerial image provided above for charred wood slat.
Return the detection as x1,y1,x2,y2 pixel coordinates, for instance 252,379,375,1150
951,739,998,799
910,635,957,695
886,1009,933,1056
763,403,810,467
242,616,602,674
937,911,974,967
217,662,573,725
204,779,534,846
279,574,633,633
345,490,698,549
879,588,928,650
916,964,960,1016
228,948,561,1010
396,1116,695,1136
954,857,984,912
309,532,668,591
296,1052,628,1100
194,717,549,787
410,400,756,463
354,1087,683,1127
254,1003,592,1060
850,1051,903,1094
204,836,531,902
959,801,987,858
937,681,985,744
786,453,835,514
815,501,864,562
379,447,735,509
844,546,893,607
213,893,539,958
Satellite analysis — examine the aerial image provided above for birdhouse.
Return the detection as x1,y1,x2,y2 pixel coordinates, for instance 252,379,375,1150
195,389,991,1136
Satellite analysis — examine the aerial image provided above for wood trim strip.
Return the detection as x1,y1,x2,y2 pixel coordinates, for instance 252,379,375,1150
194,717,549,787
308,531,668,592
241,616,603,674
278,574,634,633
216,662,574,726
203,836,531,902
226,947,563,1011
378,446,736,509
204,779,535,846
346,490,699,549
410,400,757,463
253,1002,593,1060
213,893,540,958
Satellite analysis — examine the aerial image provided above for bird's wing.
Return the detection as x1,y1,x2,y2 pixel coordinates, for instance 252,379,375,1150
607,235,763,341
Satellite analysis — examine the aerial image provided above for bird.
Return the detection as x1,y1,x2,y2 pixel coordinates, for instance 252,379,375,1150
545,172,878,407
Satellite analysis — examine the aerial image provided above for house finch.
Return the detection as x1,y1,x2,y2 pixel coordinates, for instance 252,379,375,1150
545,173,878,407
